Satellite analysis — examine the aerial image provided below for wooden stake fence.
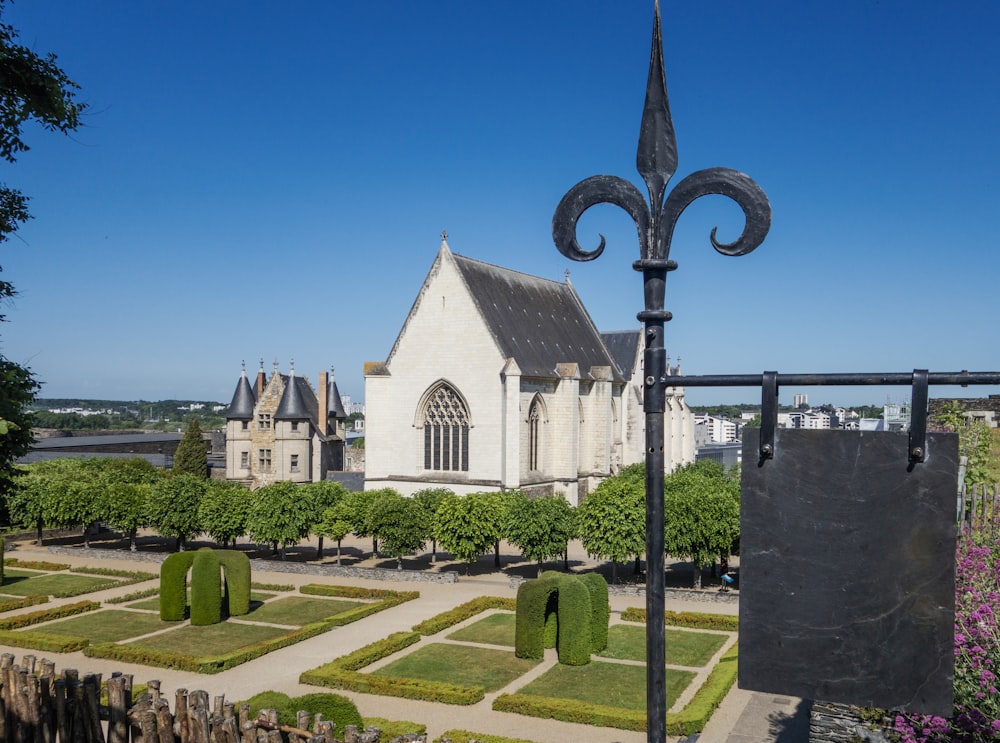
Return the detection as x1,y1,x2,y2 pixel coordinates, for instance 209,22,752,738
0,655,422,743
958,482,1000,537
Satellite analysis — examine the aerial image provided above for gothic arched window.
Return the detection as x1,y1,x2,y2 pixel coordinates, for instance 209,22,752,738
421,383,469,472
528,400,542,471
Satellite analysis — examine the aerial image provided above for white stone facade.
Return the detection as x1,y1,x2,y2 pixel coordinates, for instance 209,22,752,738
364,240,694,505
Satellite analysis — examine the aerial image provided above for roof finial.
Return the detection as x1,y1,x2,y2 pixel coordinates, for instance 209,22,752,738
259,358,264,371
273,358,279,375
289,358,295,376
564,268,571,282
241,359,246,375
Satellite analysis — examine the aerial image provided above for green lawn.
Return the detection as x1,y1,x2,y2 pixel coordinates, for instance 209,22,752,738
596,625,728,666
126,621,289,656
36,610,170,643
247,596,364,626
516,661,695,711
373,644,538,691
1,573,119,596
446,612,515,646
126,590,277,612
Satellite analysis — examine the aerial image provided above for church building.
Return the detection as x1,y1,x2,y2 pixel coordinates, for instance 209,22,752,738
364,237,693,505
225,361,348,486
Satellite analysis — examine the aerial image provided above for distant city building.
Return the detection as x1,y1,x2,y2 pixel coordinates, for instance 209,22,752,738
694,415,738,445
793,393,809,408
224,360,348,486
696,442,742,472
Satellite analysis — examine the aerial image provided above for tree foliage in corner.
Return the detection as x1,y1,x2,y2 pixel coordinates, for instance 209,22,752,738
0,1,86,511
173,418,207,478
663,459,740,588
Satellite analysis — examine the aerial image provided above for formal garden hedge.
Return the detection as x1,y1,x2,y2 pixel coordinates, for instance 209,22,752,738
622,606,739,632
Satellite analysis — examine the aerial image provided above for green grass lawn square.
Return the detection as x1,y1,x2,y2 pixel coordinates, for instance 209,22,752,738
247,596,365,626
126,622,289,656
446,612,515,646
0,573,119,597
33,609,170,643
127,591,277,613
373,643,537,692
596,625,728,667
516,661,694,711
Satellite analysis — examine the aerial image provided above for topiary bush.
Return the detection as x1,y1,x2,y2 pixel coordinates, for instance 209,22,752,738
190,549,222,626
515,571,597,666
578,572,609,653
161,548,251,624
160,551,196,621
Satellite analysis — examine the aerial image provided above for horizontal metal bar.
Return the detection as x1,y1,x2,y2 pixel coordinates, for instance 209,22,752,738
663,371,1000,388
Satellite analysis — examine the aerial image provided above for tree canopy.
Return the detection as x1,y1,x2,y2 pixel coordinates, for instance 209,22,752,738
433,491,505,566
0,1,87,511
663,459,740,588
576,470,646,582
503,491,575,575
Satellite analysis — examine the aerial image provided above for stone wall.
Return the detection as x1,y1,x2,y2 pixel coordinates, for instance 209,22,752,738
809,701,892,743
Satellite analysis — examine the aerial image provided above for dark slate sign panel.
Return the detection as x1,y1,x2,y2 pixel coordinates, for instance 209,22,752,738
739,429,957,715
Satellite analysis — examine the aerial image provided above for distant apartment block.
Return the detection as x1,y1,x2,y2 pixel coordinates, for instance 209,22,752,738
694,415,738,446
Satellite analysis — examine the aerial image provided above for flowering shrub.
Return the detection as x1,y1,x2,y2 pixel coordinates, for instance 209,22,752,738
894,530,1000,742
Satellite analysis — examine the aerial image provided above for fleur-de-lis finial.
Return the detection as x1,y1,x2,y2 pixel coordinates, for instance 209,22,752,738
552,1,771,268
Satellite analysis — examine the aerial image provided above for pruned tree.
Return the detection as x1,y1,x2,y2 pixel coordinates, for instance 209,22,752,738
149,473,207,551
246,480,314,559
367,489,428,569
412,487,452,562
302,480,348,559
316,500,354,565
198,479,250,547
663,459,740,588
433,491,505,569
102,482,152,551
504,492,576,577
577,472,646,583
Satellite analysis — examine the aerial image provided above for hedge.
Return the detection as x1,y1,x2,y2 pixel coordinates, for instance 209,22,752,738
0,600,100,630
0,630,89,653
411,596,514,636
301,631,484,704
515,572,596,665
492,643,740,734
190,550,223,625
160,551,196,620
492,692,646,731
3,558,71,571
238,690,364,732
621,607,739,632
668,643,739,736
434,731,539,743
301,584,414,600
105,587,159,605
0,595,48,613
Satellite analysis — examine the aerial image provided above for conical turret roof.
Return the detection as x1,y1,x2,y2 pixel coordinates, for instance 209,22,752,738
226,366,256,420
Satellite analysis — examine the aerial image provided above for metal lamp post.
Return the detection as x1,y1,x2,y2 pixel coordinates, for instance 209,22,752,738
552,3,771,739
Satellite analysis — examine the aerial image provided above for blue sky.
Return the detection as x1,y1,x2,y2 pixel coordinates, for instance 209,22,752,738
2,1,998,409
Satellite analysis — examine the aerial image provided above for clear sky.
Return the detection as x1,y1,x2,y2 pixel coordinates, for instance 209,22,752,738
2,1,998,409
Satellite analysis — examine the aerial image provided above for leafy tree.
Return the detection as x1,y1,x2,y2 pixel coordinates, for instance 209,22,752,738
0,2,86,510
302,481,348,559
503,492,576,577
936,401,996,487
316,501,354,565
663,460,740,588
149,474,206,551
412,487,453,562
173,418,207,478
433,491,505,568
576,473,646,583
198,480,250,547
102,482,152,551
367,489,428,569
246,481,314,559
0,358,38,515
344,489,381,557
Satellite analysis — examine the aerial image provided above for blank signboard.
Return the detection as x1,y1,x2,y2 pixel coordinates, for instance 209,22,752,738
739,429,957,715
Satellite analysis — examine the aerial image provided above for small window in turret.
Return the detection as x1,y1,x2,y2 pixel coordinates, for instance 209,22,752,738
291,421,299,432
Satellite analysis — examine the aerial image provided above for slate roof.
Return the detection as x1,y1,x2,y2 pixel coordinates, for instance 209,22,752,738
451,252,624,382
226,372,256,420
600,330,641,378
274,374,319,424
328,379,347,419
